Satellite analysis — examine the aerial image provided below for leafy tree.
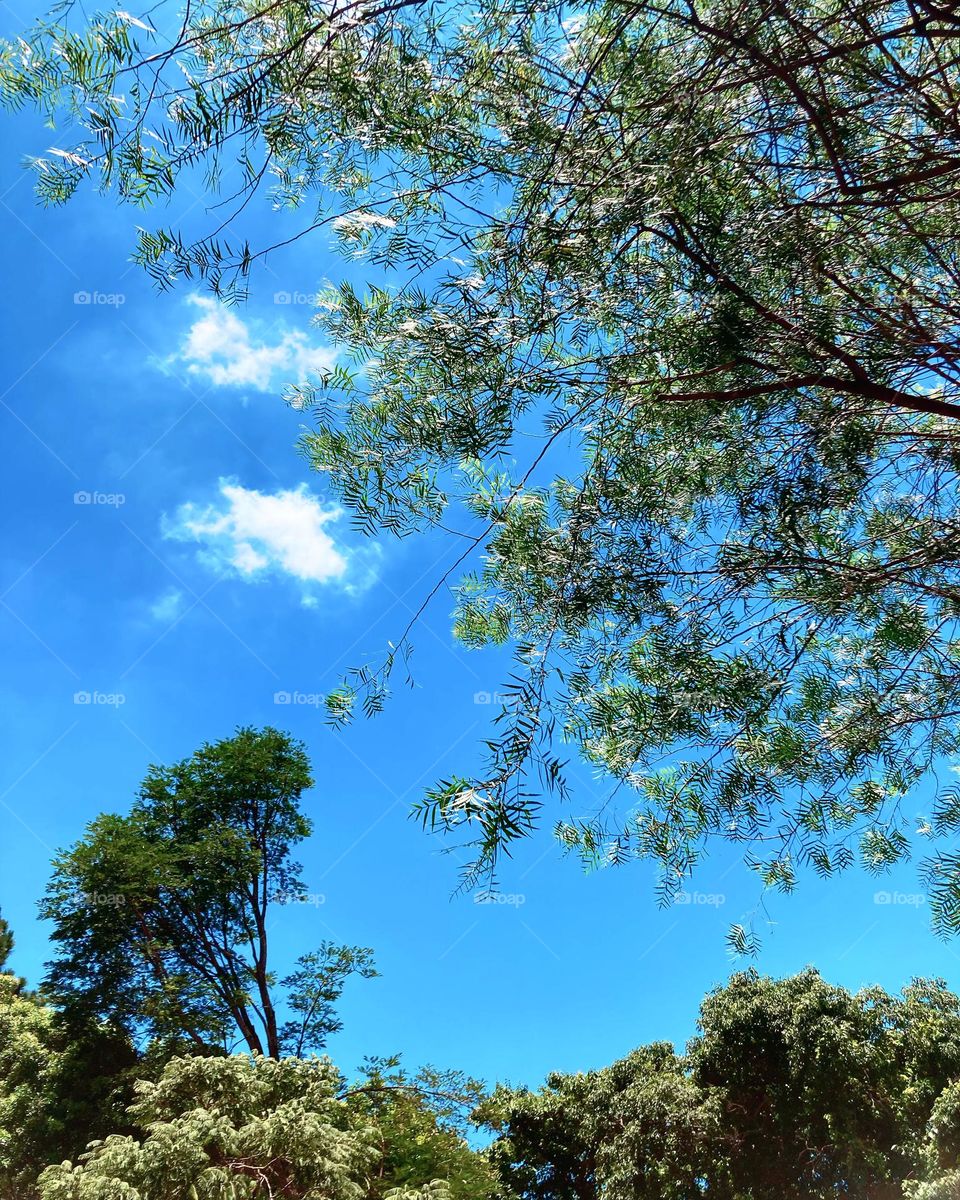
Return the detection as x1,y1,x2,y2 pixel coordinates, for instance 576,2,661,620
0,970,63,1199
281,945,378,1058
346,1059,499,1200
37,1054,379,1200
0,913,13,973
688,970,960,1197
7,0,960,916
479,1044,717,1200
479,969,960,1200
0,928,135,1200
41,727,376,1058
35,1053,495,1200
907,1079,960,1199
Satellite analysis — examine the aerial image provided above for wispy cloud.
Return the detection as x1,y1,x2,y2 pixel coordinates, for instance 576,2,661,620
149,588,185,623
164,480,377,601
174,295,335,391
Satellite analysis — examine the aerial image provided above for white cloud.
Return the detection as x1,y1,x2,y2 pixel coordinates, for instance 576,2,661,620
176,295,335,391
149,589,185,623
164,480,376,600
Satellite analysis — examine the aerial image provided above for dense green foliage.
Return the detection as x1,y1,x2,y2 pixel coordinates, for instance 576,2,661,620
0,968,66,1197
346,1060,497,1200
35,1053,495,1200
41,728,376,1058
479,969,960,1200
0,915,13,972
0,945,136,1199
4,0,960,917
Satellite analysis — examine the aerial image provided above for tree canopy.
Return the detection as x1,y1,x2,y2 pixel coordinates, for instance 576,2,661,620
41,727,376,1058
0,915,13,973
35,1053,493,1200
478,969,960,1200
0,925,136,1200
0,968,67,1198
5,0,960,919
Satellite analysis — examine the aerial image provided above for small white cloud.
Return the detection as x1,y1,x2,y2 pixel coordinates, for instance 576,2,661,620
164,480,376,600
149,588,185,623
176,295,335,391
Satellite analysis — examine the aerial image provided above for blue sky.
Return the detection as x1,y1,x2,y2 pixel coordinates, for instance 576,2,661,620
1,58,960,1092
